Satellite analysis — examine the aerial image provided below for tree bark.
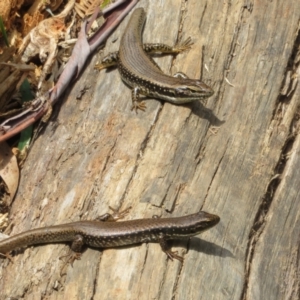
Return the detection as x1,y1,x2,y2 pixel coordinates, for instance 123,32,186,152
1,0,300,299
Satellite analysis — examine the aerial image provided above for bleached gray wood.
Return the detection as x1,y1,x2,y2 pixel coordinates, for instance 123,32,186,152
0,0,299,299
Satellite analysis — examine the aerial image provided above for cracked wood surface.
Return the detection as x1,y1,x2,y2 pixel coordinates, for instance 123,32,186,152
1,0,300,299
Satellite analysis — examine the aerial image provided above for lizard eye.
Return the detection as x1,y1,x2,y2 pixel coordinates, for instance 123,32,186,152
175,87,190,95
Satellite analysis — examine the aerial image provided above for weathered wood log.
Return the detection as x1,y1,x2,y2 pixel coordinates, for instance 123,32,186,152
0,0,299,299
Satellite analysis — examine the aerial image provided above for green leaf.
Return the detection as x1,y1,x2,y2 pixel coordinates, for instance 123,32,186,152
0,16,9,47
100,0,111,9
18,79,34,151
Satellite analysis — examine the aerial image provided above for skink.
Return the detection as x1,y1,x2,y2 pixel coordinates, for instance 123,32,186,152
95,8,214,111
0,209,219,263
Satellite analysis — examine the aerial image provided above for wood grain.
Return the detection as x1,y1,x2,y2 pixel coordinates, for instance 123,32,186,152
0,0,300,299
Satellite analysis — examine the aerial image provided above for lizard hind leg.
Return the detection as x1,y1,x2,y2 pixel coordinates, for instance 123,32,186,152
95,51,119,71
59,234,84,269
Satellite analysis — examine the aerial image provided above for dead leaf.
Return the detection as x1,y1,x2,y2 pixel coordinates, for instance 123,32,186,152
75,0,102,19
0,213,8,230
0,142,19,207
